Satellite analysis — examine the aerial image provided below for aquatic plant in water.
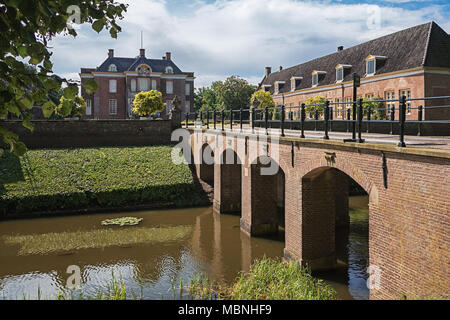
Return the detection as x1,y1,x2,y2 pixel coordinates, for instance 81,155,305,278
101,217,143,227
3,225,192,255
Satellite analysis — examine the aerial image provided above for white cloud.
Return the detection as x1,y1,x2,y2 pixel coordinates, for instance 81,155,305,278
49,0,449,88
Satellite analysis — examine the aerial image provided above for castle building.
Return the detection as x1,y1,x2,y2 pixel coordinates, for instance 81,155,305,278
258,22,450,121
79,49,194,120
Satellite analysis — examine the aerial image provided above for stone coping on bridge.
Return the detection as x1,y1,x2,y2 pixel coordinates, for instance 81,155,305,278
188,128,450,160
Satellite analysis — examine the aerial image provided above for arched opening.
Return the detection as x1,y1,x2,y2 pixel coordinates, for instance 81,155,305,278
199,143,214,186
218,149,242,215
301,167,369,300
245,156,285,237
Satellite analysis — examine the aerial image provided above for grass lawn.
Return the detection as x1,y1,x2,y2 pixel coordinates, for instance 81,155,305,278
0,146,202,216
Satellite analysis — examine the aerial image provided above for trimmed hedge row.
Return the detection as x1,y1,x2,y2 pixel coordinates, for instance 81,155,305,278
0,146,199,216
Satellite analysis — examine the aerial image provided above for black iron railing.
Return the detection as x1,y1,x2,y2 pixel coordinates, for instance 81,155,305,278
184,95,450,147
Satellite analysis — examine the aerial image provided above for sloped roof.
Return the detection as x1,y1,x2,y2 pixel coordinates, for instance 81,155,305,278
260,21,450,94
92,55,185,74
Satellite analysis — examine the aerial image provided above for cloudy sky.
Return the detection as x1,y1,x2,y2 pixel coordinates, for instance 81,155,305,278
50,0,450,88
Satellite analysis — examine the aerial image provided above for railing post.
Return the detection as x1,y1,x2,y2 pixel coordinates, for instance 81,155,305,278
186,112,189,128
357,98,364,143
230,110,233,131
221,109,225,131
367,106,371,133
329,106,333,132
390,106,395,135
323,100,330,140
314,109,319,131
352,99,357,140
398,95,406,147
265,107,269,135
300,103,306,138
280,105,285,137
206,110,209,129
240,108,243,132
213,110,217,130
346,108,351,132
289,110,293,130
417,105,423,136
251,108,255,133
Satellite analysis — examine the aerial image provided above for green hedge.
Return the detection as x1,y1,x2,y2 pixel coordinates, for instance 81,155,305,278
0,146,198,216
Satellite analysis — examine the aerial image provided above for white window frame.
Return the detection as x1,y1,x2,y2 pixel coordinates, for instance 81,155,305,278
185,100,190,112
185,83,190,96
312,74,318,87
366,59,376,76
336,68,343,82
109,79,117,93
108,64,117,72
86,99,92,116
166,80,174,94
109,99,117,115
152,79,157,90
165,66,174,74
138,78,149,92
130,79,136,92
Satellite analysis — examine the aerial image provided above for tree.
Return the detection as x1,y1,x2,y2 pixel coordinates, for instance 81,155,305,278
304,96,326,114
214,76,256,110
56,96,86,118
0,0,128,155
132,90,166,117
194,87,217,112
362,97,385,120
250,90,275,109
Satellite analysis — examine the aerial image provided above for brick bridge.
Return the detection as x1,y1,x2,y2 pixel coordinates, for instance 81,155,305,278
185,127,449,300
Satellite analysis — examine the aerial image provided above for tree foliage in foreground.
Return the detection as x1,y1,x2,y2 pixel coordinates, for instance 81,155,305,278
0,0,128,155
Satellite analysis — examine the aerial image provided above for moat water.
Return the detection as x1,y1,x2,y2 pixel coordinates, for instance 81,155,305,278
0,196,369,300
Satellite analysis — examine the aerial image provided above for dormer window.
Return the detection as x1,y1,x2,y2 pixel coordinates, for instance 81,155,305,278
290,76,303,91
335,64,352,83
108,64,117,72
365,55,387,77
262,84,271,92
136,64,151,75
274,81,285,95
165,66,174,74
311,71,326,87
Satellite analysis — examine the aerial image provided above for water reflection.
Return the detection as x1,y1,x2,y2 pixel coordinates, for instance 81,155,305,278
0,197,368,300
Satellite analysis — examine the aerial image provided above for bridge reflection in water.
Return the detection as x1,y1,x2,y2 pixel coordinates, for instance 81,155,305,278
0,200,368,300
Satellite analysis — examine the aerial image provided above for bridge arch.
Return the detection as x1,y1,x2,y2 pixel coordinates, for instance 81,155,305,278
196,142,215,185
285,164,370,279
241,155,285,236
213,149,242,214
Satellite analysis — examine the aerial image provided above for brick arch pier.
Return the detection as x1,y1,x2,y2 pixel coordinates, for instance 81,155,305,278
188,129,449,299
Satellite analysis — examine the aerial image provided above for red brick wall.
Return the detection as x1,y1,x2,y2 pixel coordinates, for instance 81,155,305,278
93,76,127,119
274,73,429,121
190,129,450,300
214,150,242,214
81,75,194,120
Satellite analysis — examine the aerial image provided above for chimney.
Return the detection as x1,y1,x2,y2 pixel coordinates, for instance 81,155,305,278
279,66,283,71
140,48,145,57
166,52,171,60
337,46,344,52
265,67,271,77
108,49,114,58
